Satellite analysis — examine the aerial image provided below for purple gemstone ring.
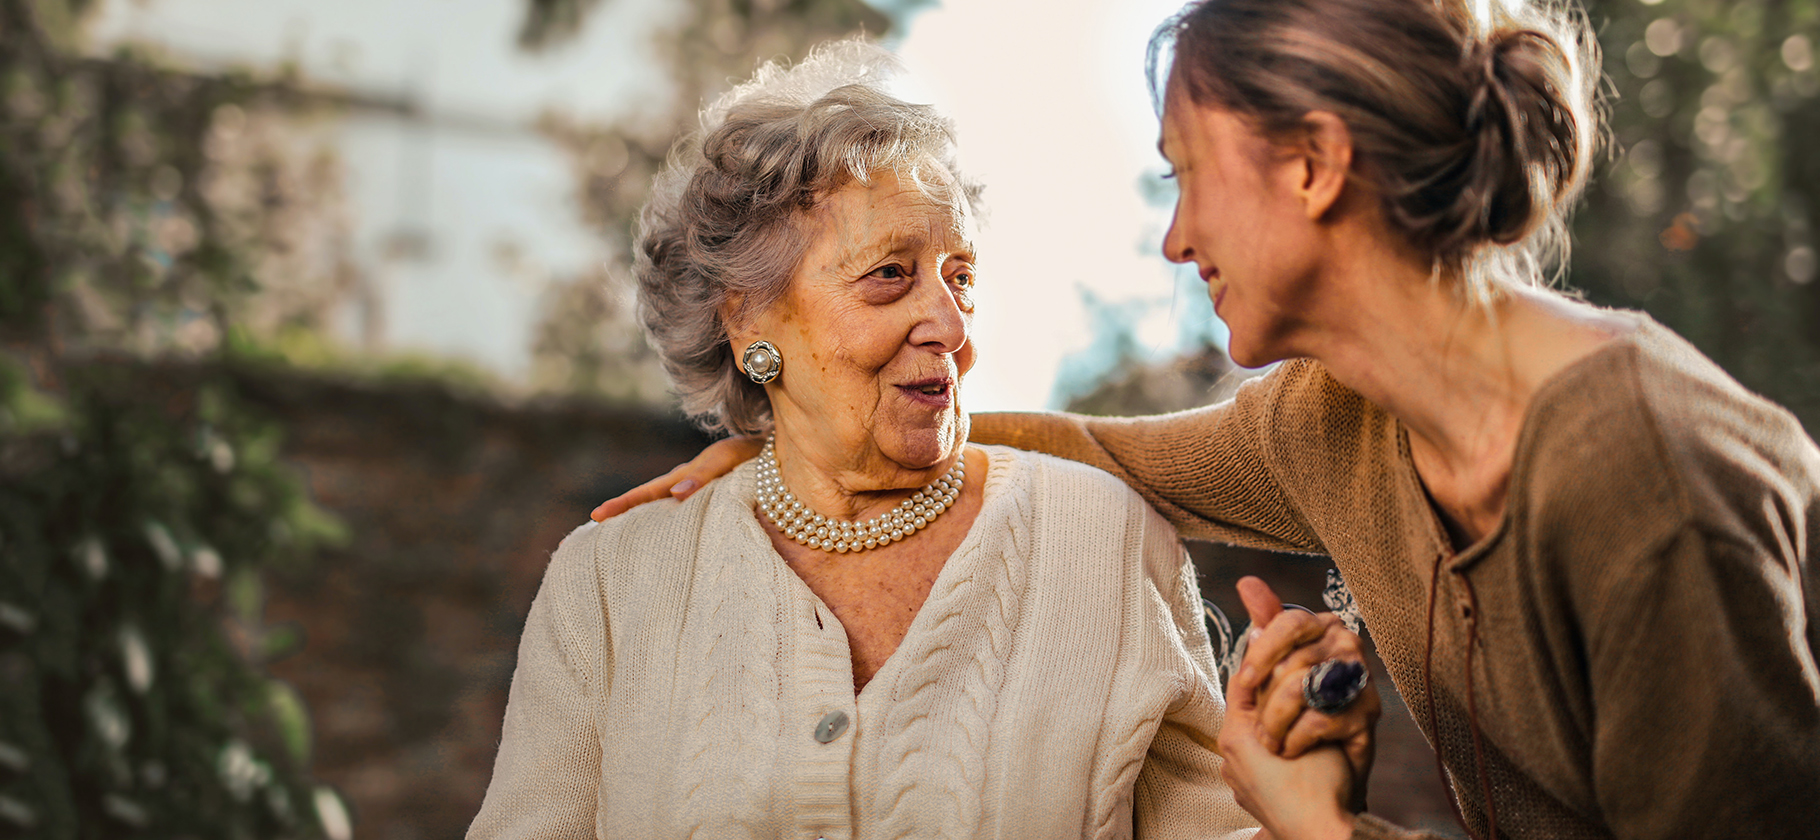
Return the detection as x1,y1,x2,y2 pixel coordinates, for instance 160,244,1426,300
1303,658,1369,715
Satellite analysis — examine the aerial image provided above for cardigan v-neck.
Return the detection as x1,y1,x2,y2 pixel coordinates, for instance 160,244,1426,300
756,453,997,705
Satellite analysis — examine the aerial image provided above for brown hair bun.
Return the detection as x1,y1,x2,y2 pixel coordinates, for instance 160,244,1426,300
1154,0,1602,300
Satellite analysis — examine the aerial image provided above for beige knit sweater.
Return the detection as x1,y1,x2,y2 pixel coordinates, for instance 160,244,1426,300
972,315,1820,839
467,445,1259,840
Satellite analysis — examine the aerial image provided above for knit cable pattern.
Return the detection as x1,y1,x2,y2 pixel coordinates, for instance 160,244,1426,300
869,449,1030,839
675,533,783,837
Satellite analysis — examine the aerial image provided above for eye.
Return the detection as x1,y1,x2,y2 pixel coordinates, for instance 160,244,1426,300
859,262,915,304
1160,169,1178,180
949,269,977,313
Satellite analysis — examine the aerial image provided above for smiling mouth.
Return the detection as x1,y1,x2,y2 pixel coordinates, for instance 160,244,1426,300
899,378,955,403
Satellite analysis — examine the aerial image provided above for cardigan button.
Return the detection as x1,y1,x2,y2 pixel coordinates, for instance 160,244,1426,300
814,710,850,743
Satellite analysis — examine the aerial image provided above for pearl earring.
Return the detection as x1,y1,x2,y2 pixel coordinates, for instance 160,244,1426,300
742,340,782,384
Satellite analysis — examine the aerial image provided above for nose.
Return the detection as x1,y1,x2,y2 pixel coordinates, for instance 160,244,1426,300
906,271,970,355
1162,211,1193,266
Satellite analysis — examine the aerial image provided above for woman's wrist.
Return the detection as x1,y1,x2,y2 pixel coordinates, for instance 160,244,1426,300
1260,795,1356,840
1309,808,1356,840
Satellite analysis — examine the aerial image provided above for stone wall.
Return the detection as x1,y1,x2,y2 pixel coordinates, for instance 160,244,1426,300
233,369,711,839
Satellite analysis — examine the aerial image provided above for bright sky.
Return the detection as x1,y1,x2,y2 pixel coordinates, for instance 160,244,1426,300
86,0,1221,411
890,0,1219,409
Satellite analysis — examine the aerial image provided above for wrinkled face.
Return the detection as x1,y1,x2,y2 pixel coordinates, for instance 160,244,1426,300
1159,87,1325,368
737,167,978,477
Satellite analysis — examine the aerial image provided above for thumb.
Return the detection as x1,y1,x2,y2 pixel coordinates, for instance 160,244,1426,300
1236,576,1284,630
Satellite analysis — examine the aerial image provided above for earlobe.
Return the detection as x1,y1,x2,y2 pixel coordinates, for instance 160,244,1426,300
720,292,753,345
1298,111,1354,221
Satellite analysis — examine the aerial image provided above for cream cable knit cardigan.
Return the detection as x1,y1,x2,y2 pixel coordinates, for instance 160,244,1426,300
467,445,1258,840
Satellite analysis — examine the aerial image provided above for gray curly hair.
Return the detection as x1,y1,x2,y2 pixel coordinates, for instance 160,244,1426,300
634,39,982,435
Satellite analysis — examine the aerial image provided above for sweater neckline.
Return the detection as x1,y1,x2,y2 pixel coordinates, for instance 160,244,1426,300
1396,311,1654,571
723,444,1022,700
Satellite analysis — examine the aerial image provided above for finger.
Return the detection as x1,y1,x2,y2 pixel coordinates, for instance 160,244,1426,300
1265,655,1377,755
591,468,687,521
1283,685,1380,760
1279,687,1376,759
1233,610,1334,696
1226,651,1264,712
1344,711,1379,786
672,436,765,501
1236,576,1284,628
1228,577,1289,701
589,437,765,521
1259,620,1367,741
1263,627,1360,703
1248,611,1341,676
1256,635,1366,749
1256,661,1322,751
1265,637,1366,734
1280,710,1345,759
702,435,765,474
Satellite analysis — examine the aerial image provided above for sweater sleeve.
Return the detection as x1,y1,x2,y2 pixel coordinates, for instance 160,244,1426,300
969,366,1322,553
467,525,607,840
1347,813,1449,840
1347,520,1820,840
1578,524,1820,837
1132,512,1260,840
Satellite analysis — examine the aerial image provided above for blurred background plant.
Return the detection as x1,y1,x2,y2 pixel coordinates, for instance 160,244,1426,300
1574,0,1820,428
0,0,354,834
1,0,1814,836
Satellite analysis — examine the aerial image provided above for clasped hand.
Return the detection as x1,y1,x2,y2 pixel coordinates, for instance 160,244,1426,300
1219,577,1380,840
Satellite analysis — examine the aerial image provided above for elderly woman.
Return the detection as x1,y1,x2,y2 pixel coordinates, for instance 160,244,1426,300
466,42,1275,839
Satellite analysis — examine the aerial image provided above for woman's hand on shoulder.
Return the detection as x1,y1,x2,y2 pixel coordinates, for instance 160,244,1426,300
1226,576,1380,808
590,435,764,521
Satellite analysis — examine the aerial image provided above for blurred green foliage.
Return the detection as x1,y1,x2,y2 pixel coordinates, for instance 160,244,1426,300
1576,0,1820,432
0,360,344,838
0,0,349,834
517,0,607,48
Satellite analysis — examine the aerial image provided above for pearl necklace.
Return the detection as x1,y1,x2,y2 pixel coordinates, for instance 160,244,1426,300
755,436,964,554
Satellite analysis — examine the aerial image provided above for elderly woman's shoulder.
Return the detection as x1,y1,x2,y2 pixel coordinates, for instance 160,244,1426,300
982,446,1186,588
548,472,737,572
983,444,1163,518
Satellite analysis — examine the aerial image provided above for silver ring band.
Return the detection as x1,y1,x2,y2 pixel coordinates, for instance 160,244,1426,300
1303,658,1368,715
